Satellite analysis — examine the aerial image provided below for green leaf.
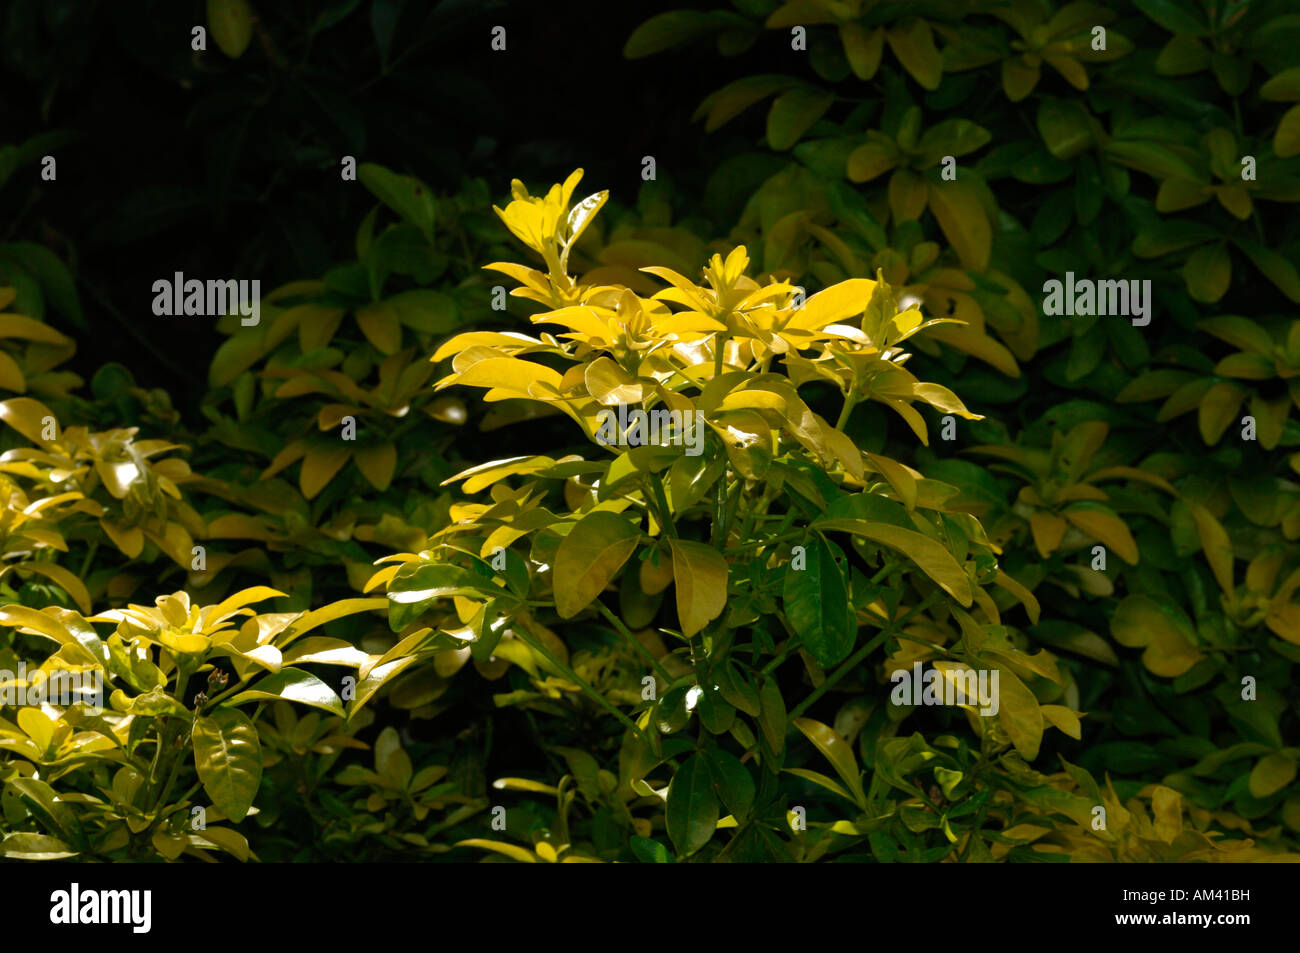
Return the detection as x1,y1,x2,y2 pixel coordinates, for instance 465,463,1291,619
387,562,494,632
554,511,640,618
1232,238,1300,303
624,11,722,58
766,87,835,151
783,535,855,666
629,835,672,863
705,748,756,819
1134,0,1207,35
1182,243,1231,302
758,675,787,757
0,243,84,328
916,119,992,165
192,707,263,822
358,164,436,243
666,753,719,857
1037,100,1094,160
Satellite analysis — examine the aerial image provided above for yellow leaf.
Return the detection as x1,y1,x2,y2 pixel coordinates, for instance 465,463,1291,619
0,604,75,647
455,839,536,863
1063,504,1139,565
584,356,644,405
0,351,26,392
669,538,729,637
1110,595,1203,677
1029,511,1067,557
922,324,1019,377
1039,704,1082,740
865,452,916,509
928,179,991,272
284,598,387,647
18,708,55,753
788,279,878,331
447,358,563,397
1265,602,1300,645
0,397,56,444
22,562,91,614
100,520,145,559
993,569,1040,625
1150,785,1183,844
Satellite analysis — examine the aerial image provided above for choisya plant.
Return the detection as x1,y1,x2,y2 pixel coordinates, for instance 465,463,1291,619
368,170,1127,863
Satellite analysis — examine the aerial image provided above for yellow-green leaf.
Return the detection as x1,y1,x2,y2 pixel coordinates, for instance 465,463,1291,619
814,519,972,606
355,443,398,492
1190,504,1233,594
669,538,729,637
928,180,990,272
207,0,254,58
554,511,640,619
300,444,352,499
1249,752,1297,798
793,717,864,806
885,19,941,90
192,707,262,822
996,665,1043,760
1063,504,1139,565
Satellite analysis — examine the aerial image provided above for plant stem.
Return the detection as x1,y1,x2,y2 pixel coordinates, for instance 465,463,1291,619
511,618,652,747
789,629,891,720
596,600,671,682
648,475,677,539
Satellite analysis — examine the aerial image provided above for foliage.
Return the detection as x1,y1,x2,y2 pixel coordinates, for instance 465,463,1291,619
1,0,1297,862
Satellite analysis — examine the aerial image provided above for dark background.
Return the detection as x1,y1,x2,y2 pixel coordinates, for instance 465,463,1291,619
0,0,763,413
